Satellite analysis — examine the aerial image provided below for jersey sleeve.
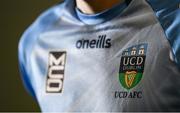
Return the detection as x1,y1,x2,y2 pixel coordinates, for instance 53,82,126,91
147,0,180,68
18,3,63,100
18,25,38,99
18,17,45,99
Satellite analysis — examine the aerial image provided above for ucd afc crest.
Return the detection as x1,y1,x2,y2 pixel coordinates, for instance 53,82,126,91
119,44,148,90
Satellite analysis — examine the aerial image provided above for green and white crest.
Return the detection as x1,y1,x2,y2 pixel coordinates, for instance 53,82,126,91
119,44,148,90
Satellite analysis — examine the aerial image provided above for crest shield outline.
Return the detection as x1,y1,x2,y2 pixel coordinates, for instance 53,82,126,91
119,44,148,90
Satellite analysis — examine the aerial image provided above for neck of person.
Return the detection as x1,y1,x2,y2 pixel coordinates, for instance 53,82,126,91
76,0,125,15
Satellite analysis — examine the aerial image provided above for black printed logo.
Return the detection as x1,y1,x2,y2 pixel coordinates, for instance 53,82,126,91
76,35,111,49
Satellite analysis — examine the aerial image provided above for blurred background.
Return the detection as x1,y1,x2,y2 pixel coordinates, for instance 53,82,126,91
0,0,63,111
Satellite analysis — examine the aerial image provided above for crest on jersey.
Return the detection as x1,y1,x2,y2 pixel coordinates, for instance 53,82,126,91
119,44,148,90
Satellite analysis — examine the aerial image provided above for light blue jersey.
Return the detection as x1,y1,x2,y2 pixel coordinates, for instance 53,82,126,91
18,0,180,112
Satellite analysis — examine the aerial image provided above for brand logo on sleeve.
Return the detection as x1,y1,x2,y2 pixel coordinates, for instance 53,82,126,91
119,44,148,90
46,51,67,93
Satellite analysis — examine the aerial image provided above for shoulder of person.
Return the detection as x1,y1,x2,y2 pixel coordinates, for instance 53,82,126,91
18,2,65,98
147,0,180,68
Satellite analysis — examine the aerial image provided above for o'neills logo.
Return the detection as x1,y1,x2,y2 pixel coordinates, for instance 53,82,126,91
76,35,111,49
119,44,148,90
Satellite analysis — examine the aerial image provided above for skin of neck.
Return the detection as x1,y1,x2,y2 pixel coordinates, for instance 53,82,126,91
76,0,124,14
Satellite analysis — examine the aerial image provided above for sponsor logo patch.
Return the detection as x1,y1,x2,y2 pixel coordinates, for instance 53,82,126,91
119,44,148,90
46,51,67,93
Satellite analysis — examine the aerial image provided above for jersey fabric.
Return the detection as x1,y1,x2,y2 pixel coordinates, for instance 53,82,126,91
18,0,180,112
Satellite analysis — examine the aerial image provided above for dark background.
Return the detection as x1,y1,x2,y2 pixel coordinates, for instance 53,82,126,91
0,0,63,111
